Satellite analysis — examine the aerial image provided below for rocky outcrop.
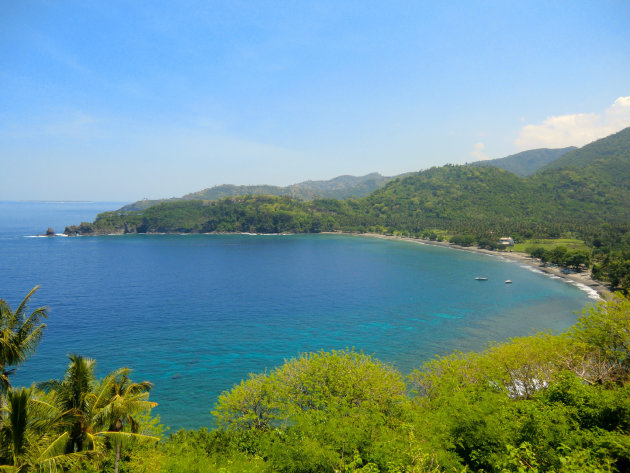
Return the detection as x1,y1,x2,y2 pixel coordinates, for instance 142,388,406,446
63,222,136,236
64,223,97,236
45,227,55,236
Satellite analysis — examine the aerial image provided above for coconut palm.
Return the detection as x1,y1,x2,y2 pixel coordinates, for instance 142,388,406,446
0,386,91,472
40,354,98,454
0,286,48,395
93,368,158,473
41,355,158,472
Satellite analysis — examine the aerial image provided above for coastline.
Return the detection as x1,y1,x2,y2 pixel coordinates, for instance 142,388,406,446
324,232,611,300
57,228,612,299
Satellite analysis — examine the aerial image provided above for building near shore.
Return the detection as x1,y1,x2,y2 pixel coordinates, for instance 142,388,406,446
499,237,515,246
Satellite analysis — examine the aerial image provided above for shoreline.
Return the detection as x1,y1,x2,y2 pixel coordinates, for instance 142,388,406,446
324,232,612,300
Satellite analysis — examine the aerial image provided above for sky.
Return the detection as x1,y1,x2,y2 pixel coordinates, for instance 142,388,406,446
1,1,630,201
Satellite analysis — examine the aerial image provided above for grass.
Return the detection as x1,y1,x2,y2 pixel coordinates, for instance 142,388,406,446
513,238,588,253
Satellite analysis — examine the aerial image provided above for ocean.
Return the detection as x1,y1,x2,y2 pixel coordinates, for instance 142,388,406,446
0,201,593,429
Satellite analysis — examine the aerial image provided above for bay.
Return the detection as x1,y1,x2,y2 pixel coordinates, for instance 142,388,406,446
0,201,592,429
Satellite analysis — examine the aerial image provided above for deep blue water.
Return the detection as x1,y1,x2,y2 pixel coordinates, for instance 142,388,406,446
0,201,593,429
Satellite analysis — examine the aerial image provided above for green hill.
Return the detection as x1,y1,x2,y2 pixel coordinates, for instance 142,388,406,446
66,195,344,235
364,127,630,232
532,127,630,224
472,147,576,176
540,127,630,172
362,165,541,234
184,172,400,201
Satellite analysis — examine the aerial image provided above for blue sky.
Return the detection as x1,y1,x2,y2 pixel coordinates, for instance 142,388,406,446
1,1,629,201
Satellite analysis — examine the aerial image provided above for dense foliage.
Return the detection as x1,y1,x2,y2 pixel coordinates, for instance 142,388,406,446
525,245,591,270
0,290,158,473
66,197,337,235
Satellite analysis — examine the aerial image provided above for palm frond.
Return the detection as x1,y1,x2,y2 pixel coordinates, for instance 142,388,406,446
37,431,71,462
11,286,40,321
95,430,160,449
0,287,47,376
36,448,99,473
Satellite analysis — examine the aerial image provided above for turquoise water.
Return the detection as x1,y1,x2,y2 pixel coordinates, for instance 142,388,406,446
0,202,593,429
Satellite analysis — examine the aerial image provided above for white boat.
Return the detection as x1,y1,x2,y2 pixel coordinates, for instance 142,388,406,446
505,280,512,284
475,277,488,281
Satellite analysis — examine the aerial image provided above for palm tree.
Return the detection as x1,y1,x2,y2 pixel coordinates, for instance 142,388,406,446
42,355,158,472
0,286,48,395
0,386,91,472
40,354,98,454
93,368,158,473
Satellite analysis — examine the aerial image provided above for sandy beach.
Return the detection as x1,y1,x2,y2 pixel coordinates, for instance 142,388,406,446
326,232,612,300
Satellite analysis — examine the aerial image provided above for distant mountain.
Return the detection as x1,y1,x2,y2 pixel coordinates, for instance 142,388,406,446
118,172,403,212
472,147,576,176
183,172,401,201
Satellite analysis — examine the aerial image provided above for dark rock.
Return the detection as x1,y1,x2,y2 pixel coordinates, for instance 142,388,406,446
45,227,55,236
63,225,79,236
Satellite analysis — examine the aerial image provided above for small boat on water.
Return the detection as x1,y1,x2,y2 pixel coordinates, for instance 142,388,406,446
475,277,488,281
505,280,512,284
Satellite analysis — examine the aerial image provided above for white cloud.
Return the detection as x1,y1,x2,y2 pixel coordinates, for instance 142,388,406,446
515,96,630,149
470,141,489,161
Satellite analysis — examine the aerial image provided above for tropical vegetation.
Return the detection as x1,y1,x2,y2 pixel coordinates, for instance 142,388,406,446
0,290,158,473
1,286,47,398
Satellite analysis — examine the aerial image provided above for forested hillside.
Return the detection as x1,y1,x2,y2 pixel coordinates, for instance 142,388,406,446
366,127,630,232
533,127,630,224
67,196,342,234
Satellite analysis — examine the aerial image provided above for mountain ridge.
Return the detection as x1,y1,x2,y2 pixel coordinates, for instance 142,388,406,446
118,172,406,212
117,143,576,213
471,147,576,176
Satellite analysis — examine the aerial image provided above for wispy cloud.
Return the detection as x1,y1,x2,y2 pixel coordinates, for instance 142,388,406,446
470,141,488,161
516,96,630,149
45,111,98,137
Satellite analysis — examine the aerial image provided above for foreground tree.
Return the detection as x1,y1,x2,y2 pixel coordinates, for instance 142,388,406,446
0,286,47,395
0,387,90,472
41,355,158,472
41,354,97,453
566,294,630,383
93,368,158,473
213,350,412,472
